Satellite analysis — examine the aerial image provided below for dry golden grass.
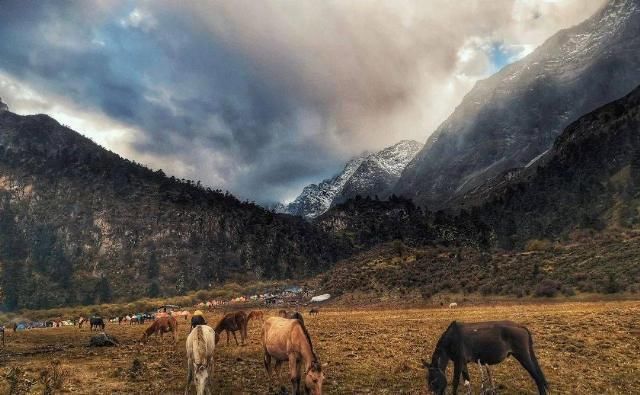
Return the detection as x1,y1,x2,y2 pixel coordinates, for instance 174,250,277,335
1,300,639,394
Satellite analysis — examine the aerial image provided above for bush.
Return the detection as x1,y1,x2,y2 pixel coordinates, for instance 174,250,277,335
604,273,622,294
534,279,561,297
525,239,552,252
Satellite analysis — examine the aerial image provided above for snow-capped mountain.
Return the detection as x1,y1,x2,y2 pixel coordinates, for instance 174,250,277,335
395,0,640,209
279,140,423,218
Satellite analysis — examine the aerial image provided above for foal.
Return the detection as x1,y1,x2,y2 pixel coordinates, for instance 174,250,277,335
423,321,548,395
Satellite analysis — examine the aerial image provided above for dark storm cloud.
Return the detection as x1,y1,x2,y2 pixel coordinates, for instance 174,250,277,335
0,0,607,203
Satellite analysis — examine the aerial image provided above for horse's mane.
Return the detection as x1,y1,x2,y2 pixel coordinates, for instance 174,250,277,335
432,321,459,361
296,320,318,363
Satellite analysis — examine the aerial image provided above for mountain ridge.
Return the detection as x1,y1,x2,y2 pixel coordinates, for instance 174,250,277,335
395,0,640,209
279,140,423,218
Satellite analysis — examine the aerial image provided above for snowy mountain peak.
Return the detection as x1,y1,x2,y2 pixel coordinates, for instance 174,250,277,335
278,140,423,218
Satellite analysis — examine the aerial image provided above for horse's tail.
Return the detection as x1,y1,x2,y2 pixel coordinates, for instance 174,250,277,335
526,327,549,391
194,325,208,364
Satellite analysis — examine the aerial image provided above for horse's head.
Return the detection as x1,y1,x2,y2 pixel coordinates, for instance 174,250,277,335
304,360,324,395
194,363,210,395
422,359,447,395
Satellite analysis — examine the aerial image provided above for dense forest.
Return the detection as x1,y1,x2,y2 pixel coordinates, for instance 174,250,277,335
0,110,351,310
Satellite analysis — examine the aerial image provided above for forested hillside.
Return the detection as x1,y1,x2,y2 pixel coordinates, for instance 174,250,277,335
0,108,349,310
477,83,640,248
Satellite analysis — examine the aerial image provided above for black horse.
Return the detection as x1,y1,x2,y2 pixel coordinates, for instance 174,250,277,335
423,321,548,395
190,314,206,330
89,316,105,331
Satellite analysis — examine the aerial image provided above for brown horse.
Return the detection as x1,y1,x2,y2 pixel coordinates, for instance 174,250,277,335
214,311,248,346
247,310,264,323
262,317,324,394
309,308,319,317
423,321,548,395
0,326,4,347
141,316,179,344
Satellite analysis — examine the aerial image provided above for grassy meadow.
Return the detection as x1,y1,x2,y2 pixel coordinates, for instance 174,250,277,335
1,300,639,394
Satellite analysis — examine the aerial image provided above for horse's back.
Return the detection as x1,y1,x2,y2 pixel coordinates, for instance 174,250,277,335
263,317,297,360
186,325,216,362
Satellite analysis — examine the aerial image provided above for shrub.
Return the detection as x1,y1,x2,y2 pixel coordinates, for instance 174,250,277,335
525,239,552,252
534,279,561,297
604,273,622,294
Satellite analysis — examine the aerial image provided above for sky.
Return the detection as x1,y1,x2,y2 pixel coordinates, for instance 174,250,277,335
0,0,606,204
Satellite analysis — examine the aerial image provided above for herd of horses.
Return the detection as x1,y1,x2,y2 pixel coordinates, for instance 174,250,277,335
122,307,545,395
38,306,547,394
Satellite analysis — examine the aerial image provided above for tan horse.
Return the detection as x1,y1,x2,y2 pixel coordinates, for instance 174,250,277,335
140,316,178,344
262,317,324,394
185,325,216,395
214,311,247,346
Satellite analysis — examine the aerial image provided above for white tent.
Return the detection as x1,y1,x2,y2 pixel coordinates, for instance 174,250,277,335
310,294,331,302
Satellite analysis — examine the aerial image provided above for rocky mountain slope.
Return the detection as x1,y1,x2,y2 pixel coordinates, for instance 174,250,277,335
477,83,640,248
0,102,349,310
280,140,422,218
395,0,640,209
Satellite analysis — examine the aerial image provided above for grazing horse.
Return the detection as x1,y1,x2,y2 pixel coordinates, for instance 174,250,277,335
423,321,548,395
309,308,319,316
184,325,216,395
141,316,179,344
78,317,87,328
262,317,324,394
247,310,264,323
449,302,458,309
90,317,105,331
214,311,248,346
278,310,305,325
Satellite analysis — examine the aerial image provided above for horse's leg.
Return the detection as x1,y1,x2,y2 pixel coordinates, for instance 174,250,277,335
184,360,193,395
288,354,300,395
232,331,239,346
485,365,495,395
264,351,272,377
452,360,462,395
462,363,471,395
207,357,215,393
274,360,284,391
512,352,547,395
226,330,230,345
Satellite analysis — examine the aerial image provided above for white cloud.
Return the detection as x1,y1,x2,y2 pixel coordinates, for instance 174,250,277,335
120,7,157,32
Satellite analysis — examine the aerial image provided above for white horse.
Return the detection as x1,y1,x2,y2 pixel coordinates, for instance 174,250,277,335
185,325,216,395
449,302,458,309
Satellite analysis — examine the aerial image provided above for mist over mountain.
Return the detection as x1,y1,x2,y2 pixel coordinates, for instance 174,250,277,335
278,140,422,218
395,0,640,209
